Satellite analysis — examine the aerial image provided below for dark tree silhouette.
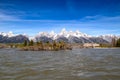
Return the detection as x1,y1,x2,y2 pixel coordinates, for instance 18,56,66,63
29,40,34,46
116,38,120,47
23,40,27,46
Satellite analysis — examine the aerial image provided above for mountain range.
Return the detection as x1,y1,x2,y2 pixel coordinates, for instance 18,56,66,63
0,32,29,43
0,29,119,43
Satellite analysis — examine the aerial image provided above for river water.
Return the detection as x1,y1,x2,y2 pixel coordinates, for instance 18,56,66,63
0,48,120,80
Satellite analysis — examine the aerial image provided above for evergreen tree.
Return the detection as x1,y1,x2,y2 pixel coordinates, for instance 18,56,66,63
46,41,50,47
36,41,40,46
46,41,50,45
23,40,27,46
53,41,57,50
116,38,120,47
29,40,34,46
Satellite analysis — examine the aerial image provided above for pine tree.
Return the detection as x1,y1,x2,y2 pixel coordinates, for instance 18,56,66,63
36,41,40,46
46,41,50,45
23,40,27,46
116,38,120,47
29,40,34,46
53,41,57,50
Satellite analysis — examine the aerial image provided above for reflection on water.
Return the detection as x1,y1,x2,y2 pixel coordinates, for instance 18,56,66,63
0,48,120,80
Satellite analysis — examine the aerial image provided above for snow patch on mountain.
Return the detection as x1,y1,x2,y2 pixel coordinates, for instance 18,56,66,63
58,28,91,38
35,28,92,42
0,31,15,37
35,28,108,43
0,29,119,44
99,34,120,42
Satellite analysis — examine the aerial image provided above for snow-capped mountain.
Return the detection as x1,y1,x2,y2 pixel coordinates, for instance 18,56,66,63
0,32,29,43
56,28,91,38
35,28,109,44
0,29,119,43
35,28,91,40
0,31,15,37
99,34,120,42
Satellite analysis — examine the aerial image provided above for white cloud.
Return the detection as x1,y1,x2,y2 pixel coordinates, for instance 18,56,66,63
0,12,20,21
80,15,120,23
0,12,120,36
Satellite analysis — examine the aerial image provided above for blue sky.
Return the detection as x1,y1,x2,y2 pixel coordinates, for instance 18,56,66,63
0,0,120,36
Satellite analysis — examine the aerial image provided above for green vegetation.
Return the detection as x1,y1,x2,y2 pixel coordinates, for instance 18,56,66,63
99,43,111,47
21,40,72,51
1,38,120,50
116,38,120,47
109,38,120,47
23,40,27,46
28,40,34,46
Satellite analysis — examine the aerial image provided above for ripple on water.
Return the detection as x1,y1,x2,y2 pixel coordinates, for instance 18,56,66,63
0,48,120,80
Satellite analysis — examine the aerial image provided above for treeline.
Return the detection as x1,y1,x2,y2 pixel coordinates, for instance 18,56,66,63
22,40,72,51
116,38,120,47
111,38,120,47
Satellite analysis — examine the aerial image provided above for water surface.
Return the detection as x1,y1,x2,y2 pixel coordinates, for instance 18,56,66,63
0,48,120,80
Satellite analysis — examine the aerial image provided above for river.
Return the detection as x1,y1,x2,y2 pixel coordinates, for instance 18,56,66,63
0,48,120,80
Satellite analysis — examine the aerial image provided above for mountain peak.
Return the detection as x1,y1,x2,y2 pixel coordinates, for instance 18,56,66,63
7,31,14,37
0,31,15,37
61,28,66,33
0,30,119,44
100,34,120,42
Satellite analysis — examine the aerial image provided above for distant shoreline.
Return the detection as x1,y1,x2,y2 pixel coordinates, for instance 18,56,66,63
0,42,120,51
0,47,120,51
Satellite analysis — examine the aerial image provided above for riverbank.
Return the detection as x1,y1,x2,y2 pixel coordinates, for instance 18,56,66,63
0,43,120,51
20,45,72,51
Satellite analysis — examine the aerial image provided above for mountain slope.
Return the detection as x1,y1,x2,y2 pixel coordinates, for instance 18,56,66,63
1,29,119,44
0,34,29,43
99,35,120,42
35,29,109,43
